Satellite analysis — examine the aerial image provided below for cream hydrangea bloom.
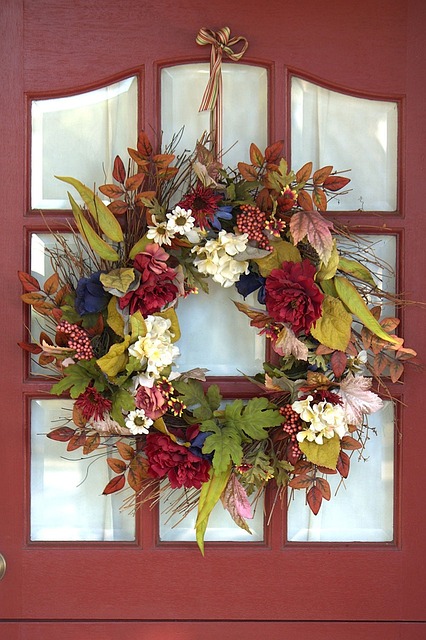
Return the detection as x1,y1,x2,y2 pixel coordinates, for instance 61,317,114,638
128,315,179,380
292,395,348,445
192,230,249,287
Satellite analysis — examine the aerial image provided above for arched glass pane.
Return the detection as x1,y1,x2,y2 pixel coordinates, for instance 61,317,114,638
291,76,398,211
31,399,135,541
161,63,268,166
31,76,138,209
287,401,395,542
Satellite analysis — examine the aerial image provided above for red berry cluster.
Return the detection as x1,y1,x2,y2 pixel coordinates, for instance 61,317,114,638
56,320,94,360
280,404,303,458
236,204,271,250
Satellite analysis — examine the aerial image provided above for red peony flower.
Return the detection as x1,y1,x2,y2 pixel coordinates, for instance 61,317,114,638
135,384,167,419
265,259,324,335
119,275,178,316
133,243,176,283
177,185,221,230
145,432,211,489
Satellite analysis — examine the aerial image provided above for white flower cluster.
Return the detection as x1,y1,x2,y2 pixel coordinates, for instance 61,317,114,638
128,315,179,385
192,230,250,288
147,206,199,245
292,395,348,445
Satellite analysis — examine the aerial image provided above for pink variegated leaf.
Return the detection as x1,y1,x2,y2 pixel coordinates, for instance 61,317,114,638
221,474,253,533
338,374,384,425
274,326,309,361
290,210,334,263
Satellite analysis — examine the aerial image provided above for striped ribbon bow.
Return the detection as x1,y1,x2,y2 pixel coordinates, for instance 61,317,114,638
196,27,248,112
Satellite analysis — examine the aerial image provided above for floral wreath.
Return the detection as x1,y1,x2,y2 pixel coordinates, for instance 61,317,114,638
20,131,417,554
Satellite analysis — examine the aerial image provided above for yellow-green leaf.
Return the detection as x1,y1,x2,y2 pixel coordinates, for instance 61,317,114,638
154,307,181,343
195,466,231,555
316,240,339,281
68,193,120,262
337,257,377,287
57,176,124,242
254,239,301,277
310,294,352,351
130,311,147,341
96,336,130,378
129,234,151,260
299,434,340,469
106,297,125,338
100,268,138,294
334,276,399,345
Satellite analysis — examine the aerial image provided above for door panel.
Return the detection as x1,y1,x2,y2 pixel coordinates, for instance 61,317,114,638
2,0,426,635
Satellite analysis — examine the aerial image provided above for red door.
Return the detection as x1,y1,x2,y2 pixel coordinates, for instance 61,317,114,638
1,0,426,637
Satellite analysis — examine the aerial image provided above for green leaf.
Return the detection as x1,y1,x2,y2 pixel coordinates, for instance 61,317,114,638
299,434,341,470
100,268,139,294
338,257,377,287
174,379,222,420
56,176,124,242
67,193,120,262
334,276,399,345
106,297,125,337
129,234,151,260
202,423,243,473
195,466,231,555
110,388,135,426
253,238,301,277
50,361,96,398
316,240,339,281
224,397,282,441
310,294,352,351
130,311,147,341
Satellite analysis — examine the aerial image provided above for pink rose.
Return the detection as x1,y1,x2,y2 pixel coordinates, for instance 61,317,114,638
135,385,167,420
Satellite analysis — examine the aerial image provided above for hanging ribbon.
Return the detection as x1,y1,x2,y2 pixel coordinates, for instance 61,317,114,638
196,27,248,158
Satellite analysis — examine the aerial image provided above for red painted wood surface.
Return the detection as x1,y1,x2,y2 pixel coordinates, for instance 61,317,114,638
1,0,426,635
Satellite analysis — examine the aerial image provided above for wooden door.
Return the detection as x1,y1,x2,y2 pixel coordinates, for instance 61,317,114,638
1,0,426,637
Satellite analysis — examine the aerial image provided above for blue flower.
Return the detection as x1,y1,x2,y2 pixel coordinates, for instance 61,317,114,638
236,271,266,304
189,430,213,461
211,205,233,230
75,271,110,316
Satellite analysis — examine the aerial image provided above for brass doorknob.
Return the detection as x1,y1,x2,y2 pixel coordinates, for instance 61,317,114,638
0,553,6,580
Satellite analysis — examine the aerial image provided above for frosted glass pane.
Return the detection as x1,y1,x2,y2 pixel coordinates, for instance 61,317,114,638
176,279,265,376
161,63,268,166
291,77,398,211
287,401,394,542
159,485,264,542
31,76,138,209
31,399,135,541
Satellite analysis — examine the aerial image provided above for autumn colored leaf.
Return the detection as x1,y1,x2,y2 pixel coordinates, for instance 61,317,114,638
234,301,271,328
72,404,87,428
389,359,404,382
103,474,125,495
99,184,125,199
127,454,149,492
153,153,175,169
157,166,179,180
18,271,41,293
38,353,55,366
18,341,43,354
46,426,75,442
124,173,145,192
313,187,327,211
361,327,373,350
323,174,351,191
336,451,350,478
55,285,70,307
136,131,153,158
115,441,135,461
112,155,126,183
290,209,334,263
313,165,333,185
292,459,314,474
297,189,314,211
307,485,323,515
108,200,128,216
330,351,347,378
255,187,273,211
395,346,417,361
21,292,45,305
296,162,313,185
250,142,264,168
107,457,127,474
373,351,390,376
83,432,100,455
128,148,149,166
380,317,400,333
315,477,331,500
288,474,313,489
43,272,59,296
32,301,56,315
317,465,338,475
340,435,363,451
67,432,87,451
237,162,258,182
315,344,334,355
264,140,284,165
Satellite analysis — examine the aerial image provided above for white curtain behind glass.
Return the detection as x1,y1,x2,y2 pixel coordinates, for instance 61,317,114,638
291,76,398,211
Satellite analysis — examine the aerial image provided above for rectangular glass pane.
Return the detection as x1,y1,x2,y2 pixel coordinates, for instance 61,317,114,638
161,63,268,166
159,485,264,543
31,399,135,541
287,401,394,542
31,76,138,209
176,279,265,376
291,76,398,211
